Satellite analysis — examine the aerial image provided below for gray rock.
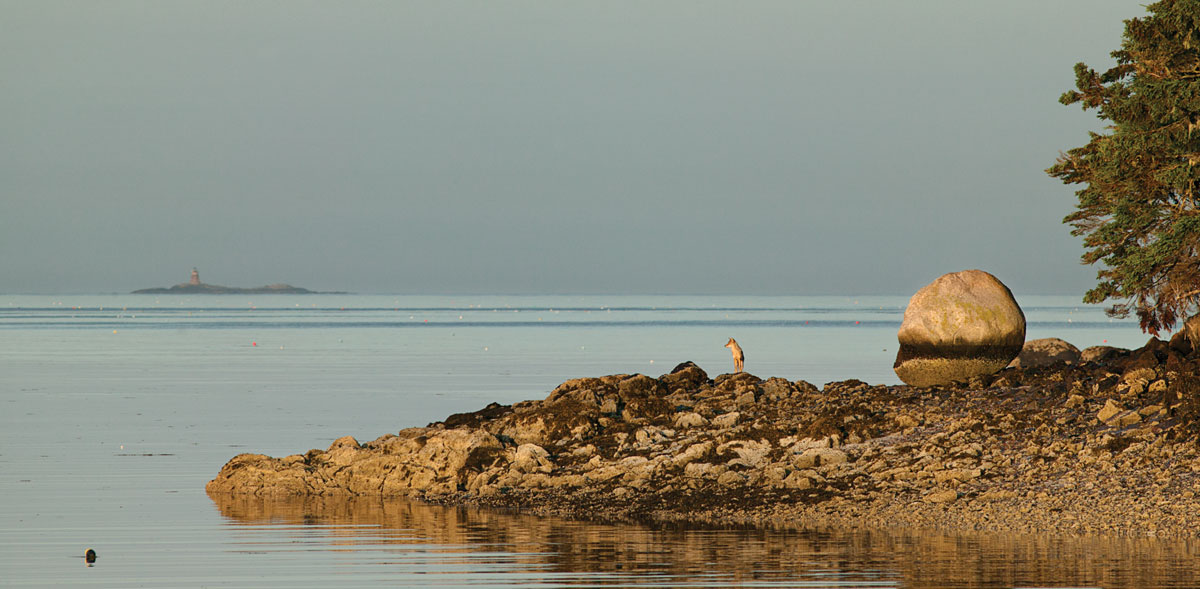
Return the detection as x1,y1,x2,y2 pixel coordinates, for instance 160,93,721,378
1009,338,1081,369
893,269,1026,386
719,439,772,469
512,444,553,474
672,442,713,467
1081,345,1128,364
683,462,725,479
785,436,833,452
717,471,748,486
674,412,708,428
783,471,812,489
925,489,959,504
792,447,848,469
711,412,741,428
1097,399,1123,424
1122,367,1156,385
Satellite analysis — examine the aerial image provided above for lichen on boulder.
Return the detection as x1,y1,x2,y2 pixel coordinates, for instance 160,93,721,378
893,269,1026,386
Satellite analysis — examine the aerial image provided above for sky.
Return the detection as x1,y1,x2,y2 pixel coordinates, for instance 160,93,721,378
1,1,1146,295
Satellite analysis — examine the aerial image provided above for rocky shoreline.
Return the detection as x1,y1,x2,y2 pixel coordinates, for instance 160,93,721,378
207,335,1200,538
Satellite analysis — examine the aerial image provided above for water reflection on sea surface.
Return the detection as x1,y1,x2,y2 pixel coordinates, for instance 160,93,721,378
0,295,1184,587
211,495,1200,588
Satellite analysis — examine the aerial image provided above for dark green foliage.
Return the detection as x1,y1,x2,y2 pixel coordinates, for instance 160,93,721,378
1049,0,1200,334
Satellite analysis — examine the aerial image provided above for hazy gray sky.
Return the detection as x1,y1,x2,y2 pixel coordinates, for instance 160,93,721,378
2,1,1142,294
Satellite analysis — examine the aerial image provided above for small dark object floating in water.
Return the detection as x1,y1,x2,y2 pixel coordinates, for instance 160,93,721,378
84,549,96,563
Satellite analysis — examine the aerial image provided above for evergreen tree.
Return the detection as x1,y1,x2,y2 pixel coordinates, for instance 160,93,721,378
1049,0,1200,334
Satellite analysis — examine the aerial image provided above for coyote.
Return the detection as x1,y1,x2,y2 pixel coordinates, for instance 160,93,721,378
725,337,744,373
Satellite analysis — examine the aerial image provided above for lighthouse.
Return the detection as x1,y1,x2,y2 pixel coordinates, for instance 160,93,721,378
190,268,200,285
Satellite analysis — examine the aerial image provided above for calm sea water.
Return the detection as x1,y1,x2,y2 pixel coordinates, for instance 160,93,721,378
0,294,1187,588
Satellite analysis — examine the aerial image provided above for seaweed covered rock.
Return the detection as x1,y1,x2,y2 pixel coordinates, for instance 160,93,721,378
894,270,1026,386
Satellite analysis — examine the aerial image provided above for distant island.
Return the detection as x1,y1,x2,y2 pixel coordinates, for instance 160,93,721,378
133,268,335,295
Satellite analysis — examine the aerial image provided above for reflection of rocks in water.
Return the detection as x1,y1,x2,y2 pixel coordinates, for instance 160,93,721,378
212,493,823,582
211,494,1200,588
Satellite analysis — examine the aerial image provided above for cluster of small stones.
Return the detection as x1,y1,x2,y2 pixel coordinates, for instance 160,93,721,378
207,334,1200,538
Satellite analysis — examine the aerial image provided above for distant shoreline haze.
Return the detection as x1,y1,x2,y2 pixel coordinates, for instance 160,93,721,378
131,283,325,295
130,268,342,294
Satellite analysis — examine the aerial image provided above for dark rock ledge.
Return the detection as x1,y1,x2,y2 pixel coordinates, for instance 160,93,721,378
208,335,1200,537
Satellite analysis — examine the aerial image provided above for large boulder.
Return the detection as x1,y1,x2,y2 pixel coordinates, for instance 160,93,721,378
1009,338,1081,369
894,270,1026,386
